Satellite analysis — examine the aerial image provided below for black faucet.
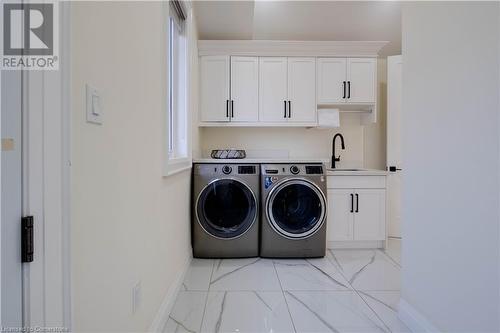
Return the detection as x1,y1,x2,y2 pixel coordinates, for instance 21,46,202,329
331,133,345,169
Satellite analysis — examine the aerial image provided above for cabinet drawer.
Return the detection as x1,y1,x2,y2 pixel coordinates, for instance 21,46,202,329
327,176,386,189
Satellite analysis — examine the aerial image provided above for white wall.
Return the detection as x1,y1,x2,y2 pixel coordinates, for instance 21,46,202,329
200,60,388,170
71,2,197,331
401,3,500,331
364,58,387,169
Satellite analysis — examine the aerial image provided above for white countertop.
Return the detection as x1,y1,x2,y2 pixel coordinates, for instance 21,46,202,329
193,158,330,164
327,168,387,176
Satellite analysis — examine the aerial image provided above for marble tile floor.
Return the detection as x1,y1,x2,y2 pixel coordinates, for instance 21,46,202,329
164,246,408,333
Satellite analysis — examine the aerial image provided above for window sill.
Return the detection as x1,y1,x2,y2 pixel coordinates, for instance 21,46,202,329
164,158,192,177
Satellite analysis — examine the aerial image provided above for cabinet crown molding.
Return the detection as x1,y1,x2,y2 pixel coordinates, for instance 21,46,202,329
198,40,388,57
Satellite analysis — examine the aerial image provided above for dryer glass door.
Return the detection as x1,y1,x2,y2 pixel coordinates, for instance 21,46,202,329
267,180,326,239
197,179,257,239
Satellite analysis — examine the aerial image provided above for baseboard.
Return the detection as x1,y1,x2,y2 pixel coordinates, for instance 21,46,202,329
328,240,384,249
398,298,441,333
149,254,192,333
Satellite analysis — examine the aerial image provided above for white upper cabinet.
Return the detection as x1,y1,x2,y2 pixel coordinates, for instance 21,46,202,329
317,58,347,104
347,58,376,103
317,57,376,105
259,57,316,124
230,57,259,122
200,56,230,122
259,57,288,122
199,53,378,126
287,58,316,123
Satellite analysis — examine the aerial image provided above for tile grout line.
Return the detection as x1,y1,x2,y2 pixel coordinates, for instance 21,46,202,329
272,260,298,333
198,259,216,332
380,248,402,269
329,249,395,333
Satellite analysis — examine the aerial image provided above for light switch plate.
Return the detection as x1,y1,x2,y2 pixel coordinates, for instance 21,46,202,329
86,84,102,124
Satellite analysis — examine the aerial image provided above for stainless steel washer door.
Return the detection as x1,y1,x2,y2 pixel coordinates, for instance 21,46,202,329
196,178,257,239
266,179,326,239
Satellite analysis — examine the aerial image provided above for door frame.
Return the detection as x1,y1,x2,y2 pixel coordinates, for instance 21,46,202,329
19,1,72,330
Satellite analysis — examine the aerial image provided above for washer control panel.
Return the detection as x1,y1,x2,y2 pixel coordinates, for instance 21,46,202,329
261,163,325,176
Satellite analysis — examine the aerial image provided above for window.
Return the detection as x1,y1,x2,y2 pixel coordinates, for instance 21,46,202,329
166,1,189,174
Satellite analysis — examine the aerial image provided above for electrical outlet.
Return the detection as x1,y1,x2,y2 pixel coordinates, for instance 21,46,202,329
132,281,142,314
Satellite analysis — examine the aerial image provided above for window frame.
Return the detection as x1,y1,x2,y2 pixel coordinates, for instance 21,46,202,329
164,2,192,176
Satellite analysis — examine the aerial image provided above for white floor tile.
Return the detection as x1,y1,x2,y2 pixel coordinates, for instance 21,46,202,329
330,250,400,291
182,259,214,291
201,291,295,333
359,291,410,333
163,291,207,333
384,239,402,267
285,291,389,333
209,258,281,291
274,257,351,291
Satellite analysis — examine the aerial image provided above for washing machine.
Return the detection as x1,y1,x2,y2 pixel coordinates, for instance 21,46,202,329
260,163,327,258
192,163,260,258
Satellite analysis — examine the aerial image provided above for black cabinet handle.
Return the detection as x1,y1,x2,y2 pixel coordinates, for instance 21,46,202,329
347,81,351,99
388,166,403,172
350,194,354,213
355,193,359,213
226,100,229,118
343,81,346,99
288,101,291,118
284,101,287,118
231,100,234,118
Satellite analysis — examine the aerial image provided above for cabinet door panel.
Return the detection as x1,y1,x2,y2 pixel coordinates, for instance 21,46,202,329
288,58,316,123
353,189,386,240
200,56,230,122
230,57,259,122
259,57,288,122
347,58,376,103
317,58,347,104
327,189,354,241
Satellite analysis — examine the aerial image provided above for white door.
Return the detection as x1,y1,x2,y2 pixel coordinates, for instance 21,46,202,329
1,70,24,327
327,189,354,241
287,58,316,123
200,56,230,122
347,58,376,103
387,55,403,238
316,58,347,104
230,56,259,122
259,57,288,122
353,189,386,240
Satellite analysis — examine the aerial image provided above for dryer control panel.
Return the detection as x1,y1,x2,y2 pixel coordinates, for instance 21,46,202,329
261,163,325,176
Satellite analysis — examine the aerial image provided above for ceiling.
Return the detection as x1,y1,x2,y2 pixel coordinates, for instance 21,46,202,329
193,1,401,57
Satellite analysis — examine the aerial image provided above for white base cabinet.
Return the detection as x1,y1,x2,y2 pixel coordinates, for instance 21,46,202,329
327,176,386,243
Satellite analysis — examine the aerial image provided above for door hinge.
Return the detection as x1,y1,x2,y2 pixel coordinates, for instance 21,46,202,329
21,216,34,263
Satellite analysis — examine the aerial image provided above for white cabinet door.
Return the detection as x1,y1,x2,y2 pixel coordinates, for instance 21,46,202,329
259,57,288,122
200,56,230,122
288,57,316,123
317,58,347,104
327,189,354,241
230,57,259,122
347,58,376,103
353,189,386,240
